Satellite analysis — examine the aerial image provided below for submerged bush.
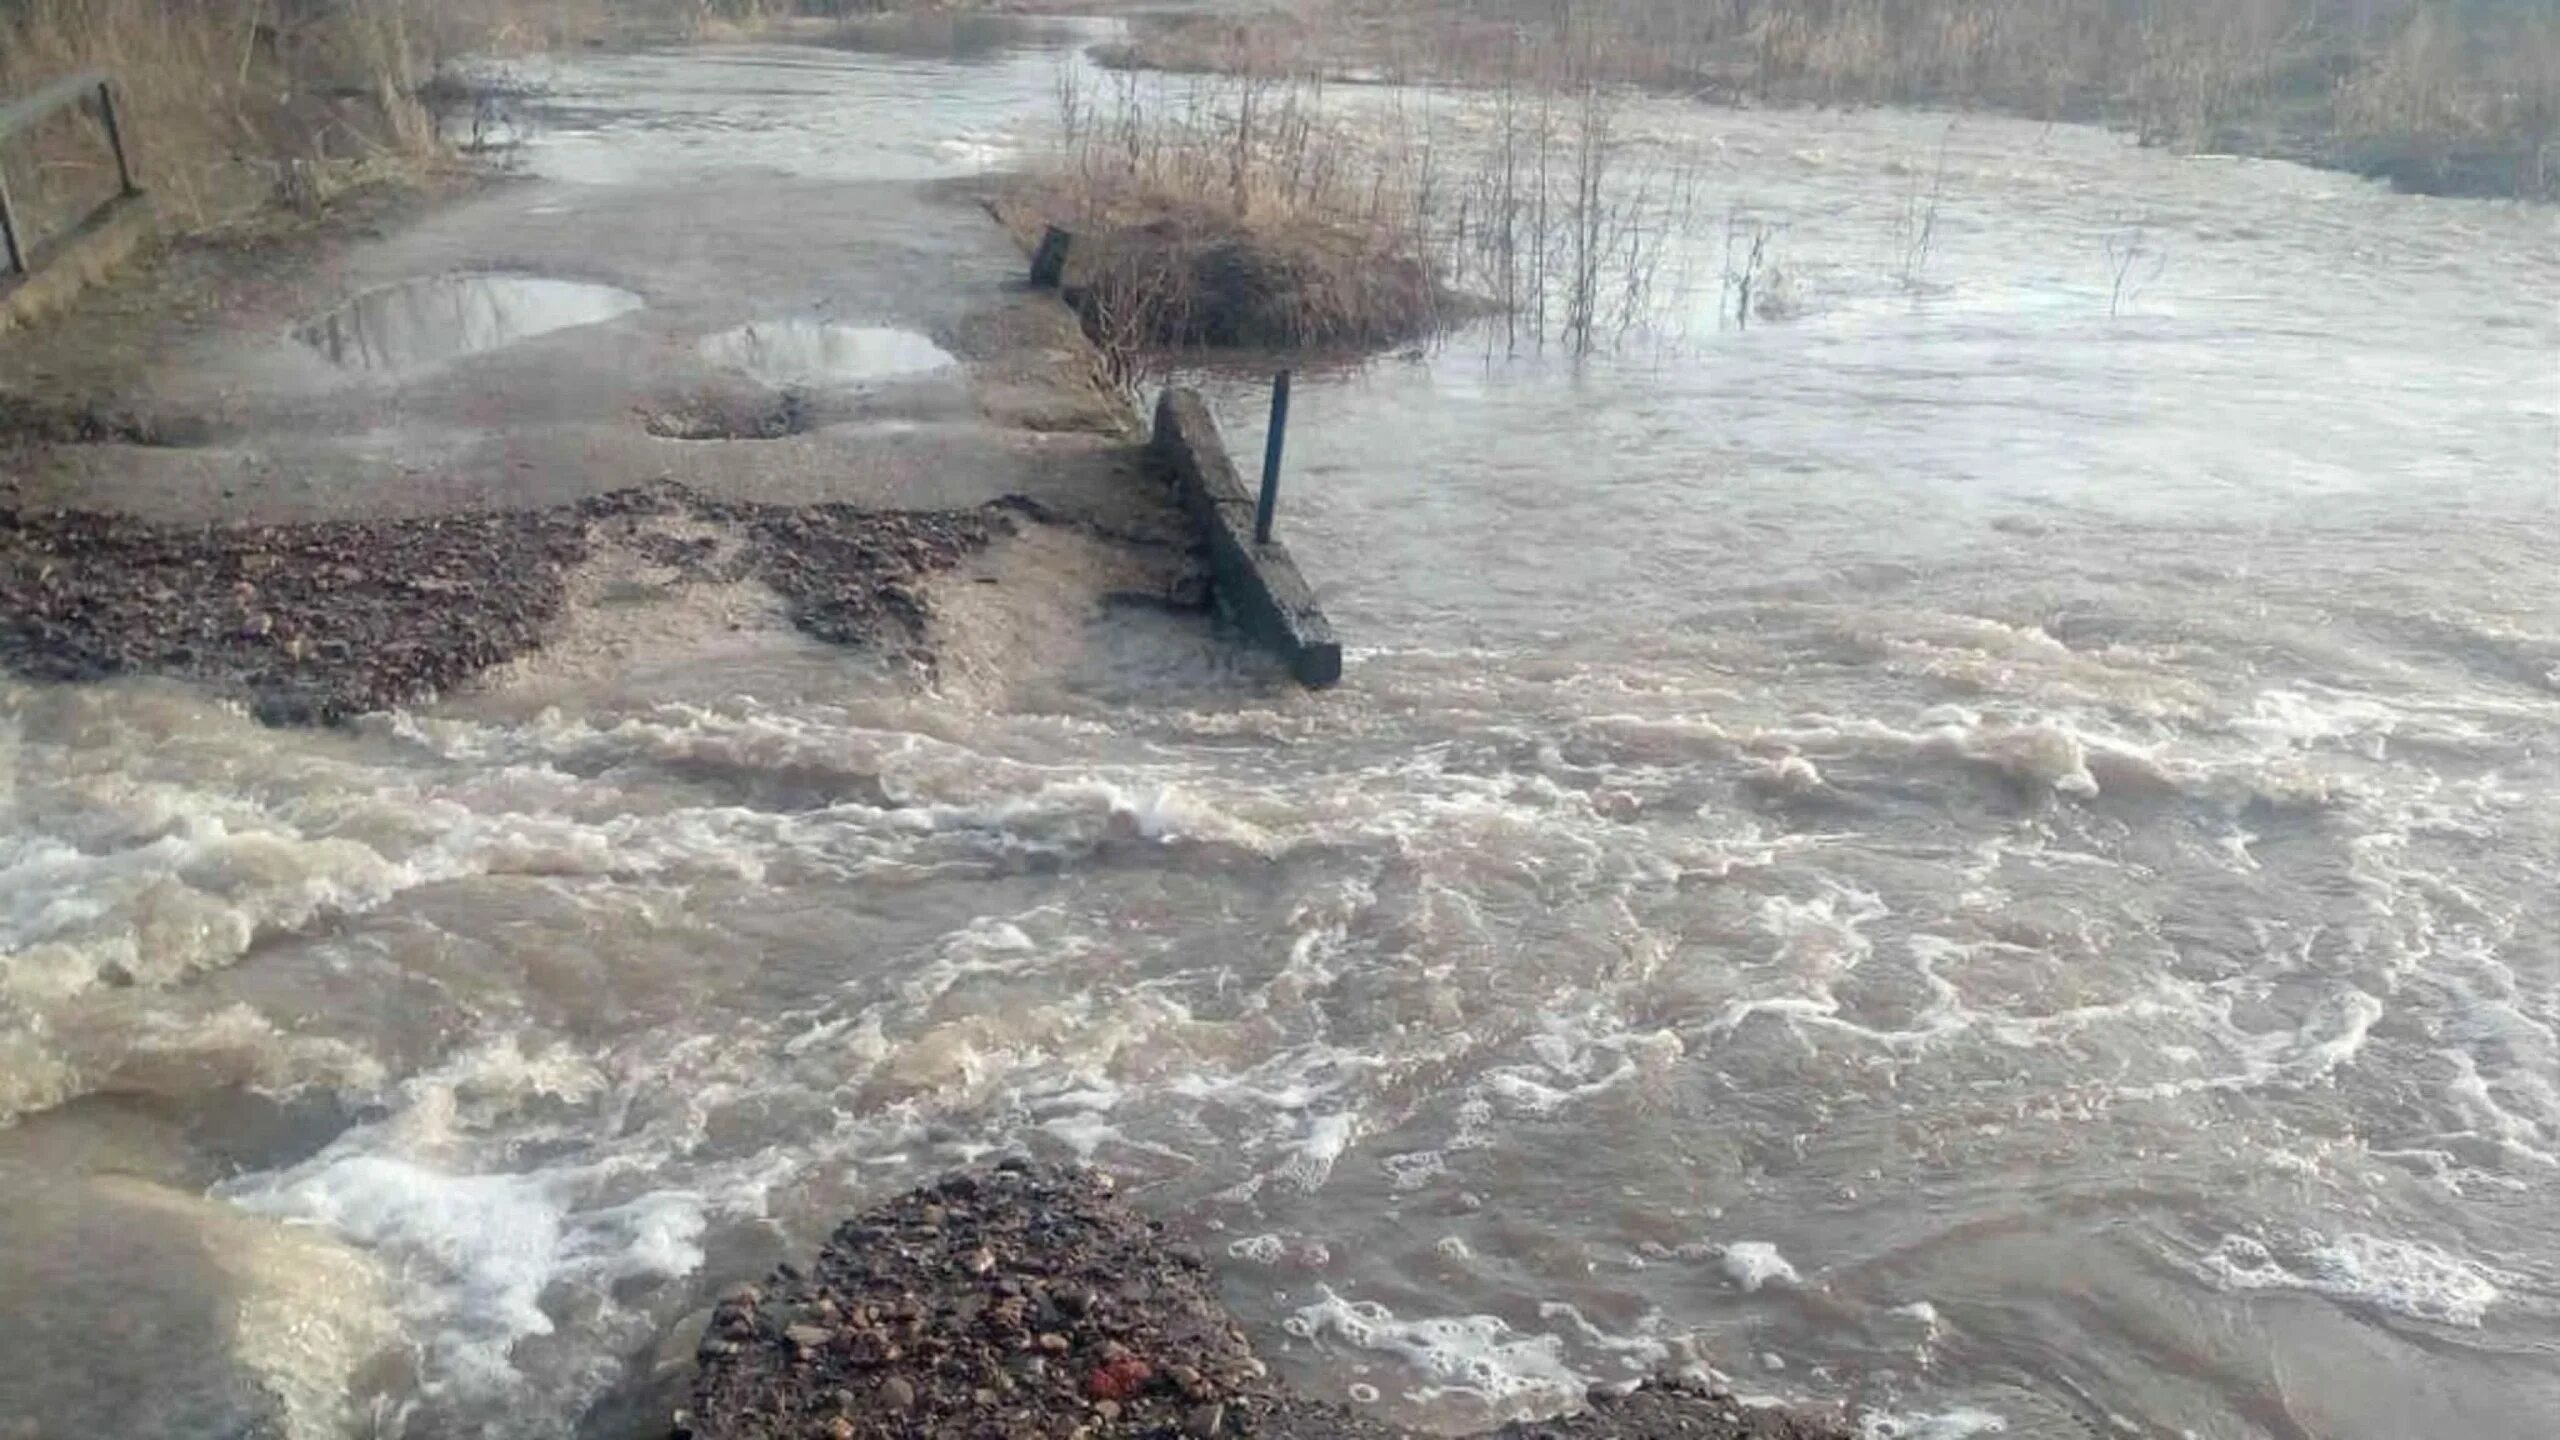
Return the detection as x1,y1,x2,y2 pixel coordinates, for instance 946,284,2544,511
1015,187,1446,360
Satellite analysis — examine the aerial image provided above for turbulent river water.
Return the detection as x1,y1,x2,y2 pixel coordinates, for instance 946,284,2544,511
4,24,2556,1440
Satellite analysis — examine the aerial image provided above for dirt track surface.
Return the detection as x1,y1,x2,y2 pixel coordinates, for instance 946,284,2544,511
686,1164,1854,1440
0,483,1010,722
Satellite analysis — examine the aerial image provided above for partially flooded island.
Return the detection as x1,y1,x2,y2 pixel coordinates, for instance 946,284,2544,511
1,4,2554,1440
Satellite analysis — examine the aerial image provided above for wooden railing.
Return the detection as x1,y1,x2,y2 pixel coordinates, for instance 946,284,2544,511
0,72,141,283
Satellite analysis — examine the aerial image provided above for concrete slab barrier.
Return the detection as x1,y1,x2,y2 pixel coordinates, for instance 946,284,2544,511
1150,387,1342,687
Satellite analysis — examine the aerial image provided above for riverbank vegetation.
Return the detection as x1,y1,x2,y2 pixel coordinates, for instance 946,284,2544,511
1096,0,2559,202
999,65,1459,364
0,0,950,249
0,0,606,247
1013,14,1736,371
1017,0,2553,373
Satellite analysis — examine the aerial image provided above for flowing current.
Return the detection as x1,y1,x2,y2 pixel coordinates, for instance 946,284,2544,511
4,28,2556,1440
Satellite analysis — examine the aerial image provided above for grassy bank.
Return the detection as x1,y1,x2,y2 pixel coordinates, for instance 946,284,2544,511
1097,0,2559,202
0,0,530,242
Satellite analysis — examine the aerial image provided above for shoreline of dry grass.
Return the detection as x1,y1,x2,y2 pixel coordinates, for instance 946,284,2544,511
1092,1,2558,204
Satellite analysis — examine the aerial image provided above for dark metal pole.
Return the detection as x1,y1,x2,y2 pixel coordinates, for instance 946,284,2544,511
96,79,137,197
0,163,22,277
1255,368,1291,544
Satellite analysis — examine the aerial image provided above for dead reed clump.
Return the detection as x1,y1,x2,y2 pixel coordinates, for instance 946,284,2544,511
1051,189,1441,357
1026,15,1725,372
1011,67,1461,372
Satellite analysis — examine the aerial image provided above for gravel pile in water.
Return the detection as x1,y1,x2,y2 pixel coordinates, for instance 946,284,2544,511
0,483,1010,723
685,1163,1853,1440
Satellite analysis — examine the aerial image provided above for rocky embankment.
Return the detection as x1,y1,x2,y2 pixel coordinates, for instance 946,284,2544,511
0,483,1018,722
685,1163,1852,1440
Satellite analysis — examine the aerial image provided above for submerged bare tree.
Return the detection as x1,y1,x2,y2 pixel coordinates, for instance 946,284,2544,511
2104,219,2167,317
1722,210,1774,331
1895,122,1956,291
1436,4,1714,358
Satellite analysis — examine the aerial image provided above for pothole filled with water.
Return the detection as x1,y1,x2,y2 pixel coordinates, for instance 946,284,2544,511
298,274,643,374
699,321,956,389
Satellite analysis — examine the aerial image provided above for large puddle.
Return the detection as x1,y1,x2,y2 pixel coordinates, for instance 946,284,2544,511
698,321,956,388
297,274,643,374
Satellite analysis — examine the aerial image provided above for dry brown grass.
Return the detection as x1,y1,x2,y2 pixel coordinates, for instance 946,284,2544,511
1010,67,1457,367
1012,181,1441,360
1019,30,1720,369
0,0,592,248
0,0,820,254
1102,0,2559,200
2334,4,2559,196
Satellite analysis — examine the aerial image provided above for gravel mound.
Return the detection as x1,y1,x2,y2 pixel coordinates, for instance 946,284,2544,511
684,1163,1854,1440
0,483,1008,722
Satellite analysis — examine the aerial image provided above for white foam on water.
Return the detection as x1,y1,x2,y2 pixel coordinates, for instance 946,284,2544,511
211,1036,729,1428
2109,986,2389,1103
230,1154,710,1400
1480,1011,1680,1118
1039,1109,1123,1160
1271,1111,1360,1193
1860,1407,2011,1439
2,1000,388,1128
1381,1149,1451,1192
1535,1301,1672,1372
2438,1048,2560,1173
1230,1233,1288,1265
1285,1287,1587,1414
1722,1241,1803,1292
0,813,414,999
2192,1231,2503,1327
933,132,1019,169
1707,709,2113,799
94,1175,399,1440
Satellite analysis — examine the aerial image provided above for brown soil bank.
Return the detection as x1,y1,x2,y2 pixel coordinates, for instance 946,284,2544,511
0,483,1016,724
683,1163,1854,1440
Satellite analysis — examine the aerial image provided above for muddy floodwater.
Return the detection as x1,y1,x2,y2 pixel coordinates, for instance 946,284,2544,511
4,23,2557,1440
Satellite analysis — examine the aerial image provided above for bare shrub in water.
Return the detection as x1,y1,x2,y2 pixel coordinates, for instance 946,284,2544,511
1454,18,1710,356
2104,220,2167,317
1030,21,1716,369
1894,123,1954,291
1018,64,1451,365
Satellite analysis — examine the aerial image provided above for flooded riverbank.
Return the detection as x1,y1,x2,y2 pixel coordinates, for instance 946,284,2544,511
1,21,2553,1440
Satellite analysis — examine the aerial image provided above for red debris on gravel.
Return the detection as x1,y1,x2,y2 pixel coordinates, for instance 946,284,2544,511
681,1162,1857,1440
